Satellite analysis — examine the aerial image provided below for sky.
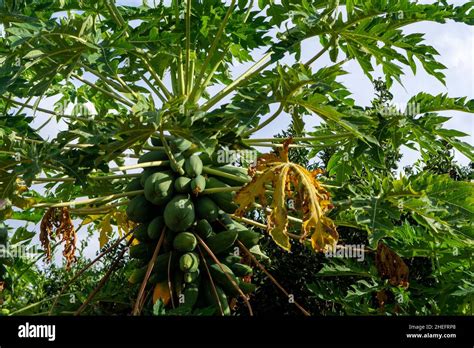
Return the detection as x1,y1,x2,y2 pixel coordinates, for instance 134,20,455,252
4,0,473,263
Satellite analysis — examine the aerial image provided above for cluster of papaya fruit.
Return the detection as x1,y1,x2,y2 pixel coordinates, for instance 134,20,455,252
125,136,262,315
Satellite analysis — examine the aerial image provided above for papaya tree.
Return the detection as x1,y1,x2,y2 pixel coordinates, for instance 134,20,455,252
0,0,473,315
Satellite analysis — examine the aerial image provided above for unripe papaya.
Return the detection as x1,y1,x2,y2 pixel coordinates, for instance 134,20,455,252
184,155,203,177
238,281,257,294
205,177,238,213
203,281,230,315
183,145,199,158
140,167,160,187
174,176,192,193
209,263,240,296
173,232,197,252
181,283,199,308
129,243,154,259
219,213,247,231
206,230,238,255
125,178,142,198
221,254,242,266
147,216,164,240
191,175,206,194
184,269,200,284
163,195,195,232
211,165,249,186
128,266,147,284
195,219,214,239
133,224,150,243
237,229,262,248
126,195,155,223
153,252,177,282
230,263,253,277
179,252,200,272
200,147,233,166
195,196,219,222
138,150,167,164
144,171,174,205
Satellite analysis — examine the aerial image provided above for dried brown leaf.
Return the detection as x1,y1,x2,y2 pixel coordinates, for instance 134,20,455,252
40,207,77,269
375,242,409,288
235,139,338,252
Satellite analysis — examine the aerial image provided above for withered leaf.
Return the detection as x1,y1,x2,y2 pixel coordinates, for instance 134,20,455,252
235,139,338,252
375,242,409,288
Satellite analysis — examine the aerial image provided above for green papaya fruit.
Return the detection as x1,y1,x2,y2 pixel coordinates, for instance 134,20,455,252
133,224,150,243
129,243,154,259
153,252,176,282
211,165,249,186
181,283,199,308
173,232,197,252
238,281,257,294
144,171,174,205
206,230,238,255
184,155,203,177
209,263,240,296
203,281,230,315
237,229,262,248
128,266,148,284
140,167,160,187
195,219,214,239
126,195,155,223
125,178,143,198
195,196,219,222
205,177,238,213
148,272,160,285
138,150,168,164
200,148,233,166
184,269,200,284
219,213,248,231
191,175,206,194
163,195,195,232
147,216,164,240
179,252,200,272
183,145,199,158
221,254,242,266
174,176,192,193
230,263,253,277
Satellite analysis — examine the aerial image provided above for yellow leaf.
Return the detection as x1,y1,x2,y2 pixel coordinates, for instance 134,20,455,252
235,139,338,252
98,214,112,248
268,165,290,251
82,208,136,248
82,215,102,225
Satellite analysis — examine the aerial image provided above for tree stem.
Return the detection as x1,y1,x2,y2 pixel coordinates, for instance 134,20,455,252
201,52,272,112
202,166,250,183
33,190,143,209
